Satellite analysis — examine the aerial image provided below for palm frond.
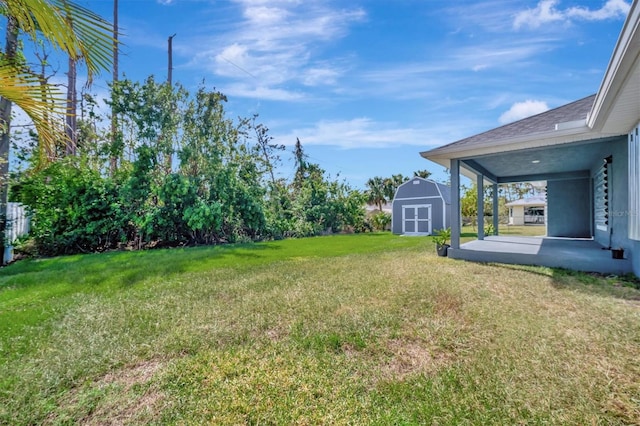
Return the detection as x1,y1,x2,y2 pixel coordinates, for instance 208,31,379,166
2,0,114,81
0,63,68,159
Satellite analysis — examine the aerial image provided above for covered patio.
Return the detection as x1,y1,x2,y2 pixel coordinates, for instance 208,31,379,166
449,236,632,275
421,94,632,276
420,1,640,277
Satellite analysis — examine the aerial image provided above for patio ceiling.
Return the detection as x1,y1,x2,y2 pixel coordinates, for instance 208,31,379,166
459,135,624,184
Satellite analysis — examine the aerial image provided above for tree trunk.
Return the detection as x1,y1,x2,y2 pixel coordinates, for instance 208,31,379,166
0,16,19,264
110,0,119,175
65,55,77,155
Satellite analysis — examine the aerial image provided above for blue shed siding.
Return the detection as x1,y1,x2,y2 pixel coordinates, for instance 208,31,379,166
391,178,451,235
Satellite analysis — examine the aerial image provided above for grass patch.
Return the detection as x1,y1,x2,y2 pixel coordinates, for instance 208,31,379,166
1,233,639,424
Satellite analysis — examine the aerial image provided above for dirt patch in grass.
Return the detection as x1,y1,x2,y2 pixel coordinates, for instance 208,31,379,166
378,338,453,382
100,360,163,388
47,360,167,425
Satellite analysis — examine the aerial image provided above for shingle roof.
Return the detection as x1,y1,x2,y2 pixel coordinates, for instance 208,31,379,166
426,94,596,154
435,181,451,204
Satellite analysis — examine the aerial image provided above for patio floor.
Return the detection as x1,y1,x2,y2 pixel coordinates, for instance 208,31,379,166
448,236,633,275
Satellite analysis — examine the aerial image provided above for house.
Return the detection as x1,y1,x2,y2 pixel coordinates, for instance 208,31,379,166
391,177,450,235
505,195,546,226
420,2,640,277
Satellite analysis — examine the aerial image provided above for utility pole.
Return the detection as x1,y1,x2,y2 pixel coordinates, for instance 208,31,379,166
109,0,119,175
168,33,176,86
65,54,77,156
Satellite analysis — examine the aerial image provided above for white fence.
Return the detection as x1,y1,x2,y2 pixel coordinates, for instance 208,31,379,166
4,202,30,263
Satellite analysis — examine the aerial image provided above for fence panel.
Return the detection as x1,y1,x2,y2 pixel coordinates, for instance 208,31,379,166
4,202,30,263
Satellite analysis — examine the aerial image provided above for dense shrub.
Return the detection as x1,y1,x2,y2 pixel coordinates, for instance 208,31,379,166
11,79,367,256
370,211,392,231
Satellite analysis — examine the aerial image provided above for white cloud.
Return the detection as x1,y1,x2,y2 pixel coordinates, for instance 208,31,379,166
514,0,565,29
566,0,630,21
302,67,340,86
183,1,365,101
499,100,549,124
221,83,305,102
514,0,630,29
274,118,447,149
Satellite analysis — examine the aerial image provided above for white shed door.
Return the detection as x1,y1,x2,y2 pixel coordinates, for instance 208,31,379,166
402,205,432,235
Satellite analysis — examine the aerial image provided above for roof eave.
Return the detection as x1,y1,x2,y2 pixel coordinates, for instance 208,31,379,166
420,123,592,161
587,0,640,130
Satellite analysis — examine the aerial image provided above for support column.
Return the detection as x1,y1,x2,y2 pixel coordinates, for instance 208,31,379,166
493,183,499,235
477,174,484,240
450,159,461,249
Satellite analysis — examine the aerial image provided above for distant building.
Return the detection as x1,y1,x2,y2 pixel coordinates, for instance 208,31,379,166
506,196,546,226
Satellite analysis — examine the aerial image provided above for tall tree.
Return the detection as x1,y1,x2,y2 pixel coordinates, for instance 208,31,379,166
413,169,432,179
293,137,307,189
109,0,119,175
0,0,114,262
65,53,77,155
365,176,387,211
383,173,407,201
1,0,113,156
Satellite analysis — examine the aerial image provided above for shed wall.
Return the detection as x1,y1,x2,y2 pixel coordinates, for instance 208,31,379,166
391,178,450,235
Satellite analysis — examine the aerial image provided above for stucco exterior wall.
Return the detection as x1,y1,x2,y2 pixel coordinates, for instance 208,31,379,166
547,178,591,238
509,205,525,225
589,137,629,250
632,240,640,277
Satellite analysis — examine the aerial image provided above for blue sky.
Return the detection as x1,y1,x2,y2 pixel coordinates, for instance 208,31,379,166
77,0,631,188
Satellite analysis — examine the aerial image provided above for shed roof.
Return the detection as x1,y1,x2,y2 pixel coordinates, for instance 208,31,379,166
396,177,452,204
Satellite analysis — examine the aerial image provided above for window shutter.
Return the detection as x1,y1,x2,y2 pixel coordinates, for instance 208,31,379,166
595,157,610,232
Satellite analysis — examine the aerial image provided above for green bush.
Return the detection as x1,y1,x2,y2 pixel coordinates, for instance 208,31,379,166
370,211,391,231
15,160,123,255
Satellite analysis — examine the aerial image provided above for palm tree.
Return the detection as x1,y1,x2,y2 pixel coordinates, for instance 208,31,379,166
0,0,114,262
383,173,407,201
366,176,387,211
1,0,113,158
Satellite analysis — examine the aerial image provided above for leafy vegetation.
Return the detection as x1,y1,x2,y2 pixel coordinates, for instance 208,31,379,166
11,78,367,255
370,211,392,231
432,227,451,247
1,234,639,424
364,170,435,212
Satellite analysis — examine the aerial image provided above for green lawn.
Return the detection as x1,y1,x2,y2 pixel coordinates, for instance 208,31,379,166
1,233,639,424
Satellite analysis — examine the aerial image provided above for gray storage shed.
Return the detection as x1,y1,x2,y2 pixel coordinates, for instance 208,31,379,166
391,177,451,235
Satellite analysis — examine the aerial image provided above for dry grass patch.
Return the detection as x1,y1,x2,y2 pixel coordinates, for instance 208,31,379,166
45,360,167,425
2,234,640,424
379,337,453,382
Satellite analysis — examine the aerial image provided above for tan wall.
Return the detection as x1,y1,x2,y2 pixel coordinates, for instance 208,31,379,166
509,205,525,225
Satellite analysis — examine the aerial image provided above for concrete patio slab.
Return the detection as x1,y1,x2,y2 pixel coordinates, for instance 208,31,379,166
448,236,632,275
